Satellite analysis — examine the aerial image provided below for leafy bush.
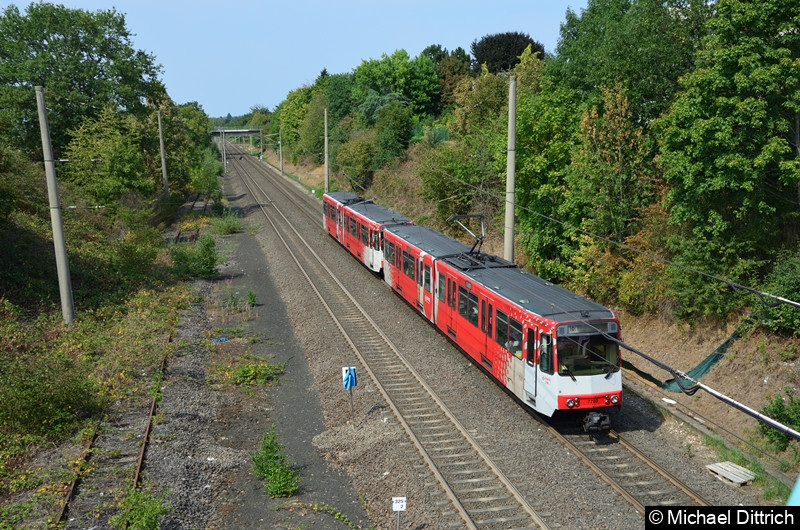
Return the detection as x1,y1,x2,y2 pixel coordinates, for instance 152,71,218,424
190,148,223,196
252,427,299,498
0,342,103,438
334,131,377,191
169,234,219,278
761,250,800,335
113,225,162,281
759,388,800,451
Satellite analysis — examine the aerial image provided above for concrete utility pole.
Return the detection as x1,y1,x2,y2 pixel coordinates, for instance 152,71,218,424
157,111,170,197
504,75,517,262
279,128,284,177
222,129,227,175
324,108,329,193
35,86,75,324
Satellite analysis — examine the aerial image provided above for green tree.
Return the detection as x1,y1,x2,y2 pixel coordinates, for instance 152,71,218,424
374,100,412,165
278,86,313,162
334,130,377,191
420,44,471,114
325,73,356,124
418,134,500,225
62,105,149,205
406,52,440,117
352,49,439,117
142,100,195,197
177,102,212,153
514,77,582,282
655,0,800,317
436,52,472,110
565,85,657,305
551,0,711,125
421,44,449,65
452,65,507,135
298,90,327,163
358,91,407,127
0,3,164,157
353,50,410,103
470,32,543,74
566,84,653,243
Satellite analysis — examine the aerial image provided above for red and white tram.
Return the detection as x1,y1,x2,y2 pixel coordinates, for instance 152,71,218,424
324,192,622,430
323,192,412,273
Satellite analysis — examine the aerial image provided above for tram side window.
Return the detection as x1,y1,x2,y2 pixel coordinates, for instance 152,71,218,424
386,241,395,265
496,310,509,348
526,331,536,366
458,286,479,327
509,318,522,357
402,251,415,279
361,225,369,245
495,310,523,358
423,265,431,292
540,334,553,374
349,217,357,236
438,274,446,302
448,279,456,309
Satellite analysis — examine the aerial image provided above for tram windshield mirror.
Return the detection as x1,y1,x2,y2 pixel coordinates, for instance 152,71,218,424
557,334,619,377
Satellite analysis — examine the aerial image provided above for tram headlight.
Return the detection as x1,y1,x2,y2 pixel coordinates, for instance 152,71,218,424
566,398,576,408
610,395,619,405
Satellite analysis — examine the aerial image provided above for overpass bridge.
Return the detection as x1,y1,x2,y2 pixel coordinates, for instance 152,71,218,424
211,127,262,138
212,127,266,160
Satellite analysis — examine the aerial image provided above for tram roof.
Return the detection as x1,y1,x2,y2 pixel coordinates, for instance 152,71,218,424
387,222,613,322
384,224,472,256
326,192,411,225
325,191,362,205
460,265,615,323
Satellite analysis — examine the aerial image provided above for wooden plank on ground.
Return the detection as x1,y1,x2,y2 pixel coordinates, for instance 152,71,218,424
706,461,755,486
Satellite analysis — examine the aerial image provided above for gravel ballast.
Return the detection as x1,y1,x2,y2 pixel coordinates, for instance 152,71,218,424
106,173,779,528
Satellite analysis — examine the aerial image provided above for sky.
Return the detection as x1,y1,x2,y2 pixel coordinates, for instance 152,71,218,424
4,1,588,118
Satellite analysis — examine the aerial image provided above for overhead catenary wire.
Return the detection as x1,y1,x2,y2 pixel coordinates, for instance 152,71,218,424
427,164,800,311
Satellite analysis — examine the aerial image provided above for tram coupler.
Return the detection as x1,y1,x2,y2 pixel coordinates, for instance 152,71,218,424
582,411,611,434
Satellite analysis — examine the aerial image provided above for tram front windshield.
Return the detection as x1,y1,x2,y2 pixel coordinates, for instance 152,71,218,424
557,333,619,377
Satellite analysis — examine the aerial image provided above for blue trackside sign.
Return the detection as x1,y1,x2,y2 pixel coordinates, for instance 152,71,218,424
342,366,357,390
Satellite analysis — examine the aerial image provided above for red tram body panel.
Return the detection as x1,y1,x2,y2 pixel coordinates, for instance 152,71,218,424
323,192,622,420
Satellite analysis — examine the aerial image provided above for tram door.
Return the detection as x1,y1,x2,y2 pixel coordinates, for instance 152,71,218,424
523,327,538,403
416,254,433,321
364,226,375,270
508,322,525,399
337,208,345,243
524,329,557,416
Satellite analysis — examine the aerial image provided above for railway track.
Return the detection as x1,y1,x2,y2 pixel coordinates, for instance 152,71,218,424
226,145,550,529
543,419,712,513
224,143,714,525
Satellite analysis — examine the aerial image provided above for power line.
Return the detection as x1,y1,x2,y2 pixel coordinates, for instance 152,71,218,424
428,165,800,312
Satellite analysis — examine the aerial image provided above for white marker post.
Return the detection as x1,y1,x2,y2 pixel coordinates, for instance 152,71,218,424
392,496,406,530
342,367,357,420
